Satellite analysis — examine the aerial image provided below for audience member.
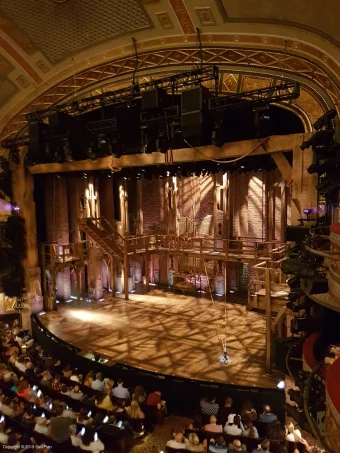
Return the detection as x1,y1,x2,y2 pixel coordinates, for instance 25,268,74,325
51,374,62,392
258,405,277,423
186,432,207,452
208,435,228,453
229,439,246,453
146,389,167,414
201,396,219,416
34,417,50,436
49,404,75,451
84,371,96,387
77,408,93,426
241,400,257,421
112,378,131,400
219,396,234,426
91,372,105,392
69,384,84,400
95,394,116,411
40,370,53,389
285,423,302,442
167,432,188,450
204,415,223,433
132,385,146,403
0,424,9,444
243,421,259,438
126,400,145,419
253,440,272,453
79,428,105,453
224,414,243,435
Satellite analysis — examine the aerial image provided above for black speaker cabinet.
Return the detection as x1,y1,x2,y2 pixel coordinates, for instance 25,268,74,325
285,225,311,242
181,85,210,114
181,85,210,139
142,88,168,110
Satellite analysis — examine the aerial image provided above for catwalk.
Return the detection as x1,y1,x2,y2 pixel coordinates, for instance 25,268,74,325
39,290,283,389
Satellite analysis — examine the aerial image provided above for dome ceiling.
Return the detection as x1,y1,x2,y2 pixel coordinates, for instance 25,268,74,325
0,0,339,142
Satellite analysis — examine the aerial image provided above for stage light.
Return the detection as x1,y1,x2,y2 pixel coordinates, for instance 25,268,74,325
277,380,285,389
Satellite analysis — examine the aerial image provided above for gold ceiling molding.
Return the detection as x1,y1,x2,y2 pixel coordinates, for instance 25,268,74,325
0,44,337,141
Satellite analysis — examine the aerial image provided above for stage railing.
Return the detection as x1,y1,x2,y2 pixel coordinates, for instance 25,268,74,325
31,314,286,423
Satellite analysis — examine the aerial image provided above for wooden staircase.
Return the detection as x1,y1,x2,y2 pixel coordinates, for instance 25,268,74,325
77,217,124,260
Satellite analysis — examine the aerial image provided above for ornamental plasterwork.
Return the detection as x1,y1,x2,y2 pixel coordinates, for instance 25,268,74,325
0,46,336,140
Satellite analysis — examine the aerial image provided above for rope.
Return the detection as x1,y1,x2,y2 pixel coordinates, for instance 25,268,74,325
184,137,269,164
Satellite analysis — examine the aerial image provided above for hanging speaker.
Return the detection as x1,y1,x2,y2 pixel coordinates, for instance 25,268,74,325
181,85,210,139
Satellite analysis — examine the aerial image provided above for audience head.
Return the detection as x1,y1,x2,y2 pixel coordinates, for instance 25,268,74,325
207,395,216,403
209,415,217,424
261,440,271,452
61,385,68,394
55,405,64,416
242,400,254,410
25,362,33,369
96,372,103,382
286,423,294,434
263,404,272,414
108,415,116,425
233,440,242,451
174,432,184,444
73,385,80,393
215,436,225,447
117,378,123,385
188,433,200,446
225,396,233,406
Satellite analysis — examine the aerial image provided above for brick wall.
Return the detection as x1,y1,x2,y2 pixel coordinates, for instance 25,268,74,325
142,179,164,230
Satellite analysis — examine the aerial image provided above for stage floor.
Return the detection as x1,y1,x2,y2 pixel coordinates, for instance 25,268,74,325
39,290,283,389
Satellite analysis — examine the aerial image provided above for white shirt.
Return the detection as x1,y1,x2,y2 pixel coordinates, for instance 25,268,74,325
0,404,14,417
15,361,27,373
166,439,188,449
0,432,9,444
224,424,243,436
91,380,105,392
112,385,130,400
34,423,50,435
70,375,80,382
63,409,76,419
80,439,105,453
70,390,84,400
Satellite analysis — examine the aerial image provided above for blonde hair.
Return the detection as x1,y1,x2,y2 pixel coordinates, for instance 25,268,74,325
129,400,141,419
188,433,200,446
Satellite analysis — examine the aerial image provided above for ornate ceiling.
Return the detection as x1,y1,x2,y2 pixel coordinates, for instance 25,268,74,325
0,0,339,143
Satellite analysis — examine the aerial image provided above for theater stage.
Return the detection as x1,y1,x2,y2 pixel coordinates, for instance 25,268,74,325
38,290,283,389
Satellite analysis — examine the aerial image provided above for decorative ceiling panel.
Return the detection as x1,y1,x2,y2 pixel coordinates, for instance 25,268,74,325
241,75,272,91
221,0,340,44
293,88,324,126
0,0,151,63
0,79,17,104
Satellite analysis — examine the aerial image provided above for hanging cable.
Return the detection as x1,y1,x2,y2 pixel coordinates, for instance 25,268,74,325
184,137,270,164
132,37,139,86
196,28,203,68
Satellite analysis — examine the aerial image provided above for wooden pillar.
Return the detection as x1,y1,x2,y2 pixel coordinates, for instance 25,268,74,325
145,237,150,291
123,238,129,300
267,172,274,242
265,268,272,373
224,261,228,298
11,162,43,316
110,258,116,296
136,179,144,234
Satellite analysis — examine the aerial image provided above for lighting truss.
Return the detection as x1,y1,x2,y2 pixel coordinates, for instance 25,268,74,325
87,118,117,132
140,106,180,126
209,82,300,111
27,66,219,122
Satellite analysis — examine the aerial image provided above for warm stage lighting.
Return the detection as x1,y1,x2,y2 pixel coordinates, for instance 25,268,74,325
277,380,285,389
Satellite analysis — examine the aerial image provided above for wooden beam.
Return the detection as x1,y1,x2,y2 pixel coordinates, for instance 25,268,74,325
29,133,309,174
271,152,292,183
265,268,272,374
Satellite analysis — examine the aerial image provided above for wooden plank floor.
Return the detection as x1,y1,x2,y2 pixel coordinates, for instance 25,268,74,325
39,290,283,389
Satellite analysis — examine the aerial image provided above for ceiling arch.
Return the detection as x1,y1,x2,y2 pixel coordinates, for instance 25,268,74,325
0,0,339,143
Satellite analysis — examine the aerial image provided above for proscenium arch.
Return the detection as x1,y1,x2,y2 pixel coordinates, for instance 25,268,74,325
0,40,338,141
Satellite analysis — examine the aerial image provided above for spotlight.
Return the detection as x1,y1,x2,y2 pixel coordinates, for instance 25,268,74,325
277,380,285,389
83,172,88,179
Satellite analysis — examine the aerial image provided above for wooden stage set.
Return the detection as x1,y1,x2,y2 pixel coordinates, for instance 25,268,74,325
39,290,284,389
